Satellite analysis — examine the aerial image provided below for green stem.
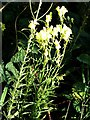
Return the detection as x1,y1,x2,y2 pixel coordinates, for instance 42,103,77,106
7,36,33,118
36,0,42,20
60,41,68,66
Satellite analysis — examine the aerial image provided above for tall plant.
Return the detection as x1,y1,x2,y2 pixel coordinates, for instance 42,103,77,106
1,1,73,119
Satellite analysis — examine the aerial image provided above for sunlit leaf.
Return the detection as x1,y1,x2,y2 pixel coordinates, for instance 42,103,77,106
5,62,19,78
0,86,8,109
11,48,25,63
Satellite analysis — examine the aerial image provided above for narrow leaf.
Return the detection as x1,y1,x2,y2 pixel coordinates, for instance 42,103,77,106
0,86,8,109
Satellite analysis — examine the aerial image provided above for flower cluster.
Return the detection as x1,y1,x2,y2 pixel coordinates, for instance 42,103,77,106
28,19,39,32
29,6,72,66
56,6,68,23
61,24,72,42
36,27,52,49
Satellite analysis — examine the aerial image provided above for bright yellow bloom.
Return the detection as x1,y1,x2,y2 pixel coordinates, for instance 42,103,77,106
54,40,61,50
46,12,52,24
61,24,72,41
36,27,52,41
56,6,68,18
28,20,39,30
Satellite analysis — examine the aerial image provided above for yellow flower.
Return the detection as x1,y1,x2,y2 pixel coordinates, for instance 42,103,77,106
47,25,53,34
56,6,68,23
28,19,39,30
40,29,47,40
56,6,68,18
53,27,59,37
46,12,52,24
61,24,72,41
54,40,61,50
60,6,68,16
56,25,62,33
36,27,52,41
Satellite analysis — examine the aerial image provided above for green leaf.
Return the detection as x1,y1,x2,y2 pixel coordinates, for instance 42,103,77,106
0,86,8,109
77,54,90,65
11,48,25,63
5,62,19,78
73,100,81,112
0,63,5,83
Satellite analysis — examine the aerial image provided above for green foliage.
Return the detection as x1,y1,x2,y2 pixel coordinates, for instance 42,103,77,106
64,60,90,119
5,62,19,78
0,63,5,83
64,70,90,119
10,47,26,63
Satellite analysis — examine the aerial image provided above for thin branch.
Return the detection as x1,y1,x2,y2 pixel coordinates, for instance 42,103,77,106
14,5,28,55
36,0,42,20
0,2,10,12
29,0,35,19
38,3,53,20
48,111,52,120
64,101,71,120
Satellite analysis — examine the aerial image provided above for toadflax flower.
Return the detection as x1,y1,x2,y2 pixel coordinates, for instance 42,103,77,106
54,39,61,50
36,27,52,41
28,19,39,30
61,24,72,41
46,12,52,24
56,6,68,18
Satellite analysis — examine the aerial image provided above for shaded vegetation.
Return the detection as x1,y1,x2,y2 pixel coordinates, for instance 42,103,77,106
0,1,90,120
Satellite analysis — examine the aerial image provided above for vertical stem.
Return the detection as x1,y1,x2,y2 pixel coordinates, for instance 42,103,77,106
7,37,32,118
64,101,71,120
48,111,52,120
29,0,35,19
36,0,42,20
60,41,68,66
80,102,85,120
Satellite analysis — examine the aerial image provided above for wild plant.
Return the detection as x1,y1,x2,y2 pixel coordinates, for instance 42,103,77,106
0,1,73,119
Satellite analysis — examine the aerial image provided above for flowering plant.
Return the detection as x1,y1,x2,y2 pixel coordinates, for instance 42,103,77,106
28,6,72,66
1,3,73,119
